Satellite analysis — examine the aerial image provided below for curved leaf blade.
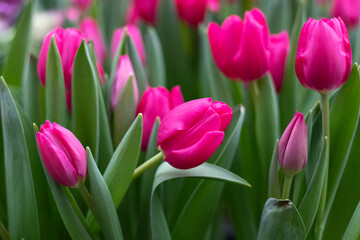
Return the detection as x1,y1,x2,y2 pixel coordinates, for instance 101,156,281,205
342,200,360,240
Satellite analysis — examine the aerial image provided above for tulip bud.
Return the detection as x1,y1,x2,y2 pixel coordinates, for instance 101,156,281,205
71,0,93,11
175,0,208,26
269,31,290,92
36,121,87,187
80,18,107,65
125,1,140,25
157,98,232,169
331,0,360,28
278,112,307,176
208,8,271,81
37,28,84,90
207,0,220,12
111,25,146,65
295,18,352,94
96,61,105,85
134,0,160,24
111,55,139,110
136,86,184,151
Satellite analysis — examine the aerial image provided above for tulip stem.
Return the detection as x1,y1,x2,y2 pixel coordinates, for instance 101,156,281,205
317,93,330,239
249,81,260,104
282,175,293,199
78,184,94,213
0,220,8,240
133,152,164,181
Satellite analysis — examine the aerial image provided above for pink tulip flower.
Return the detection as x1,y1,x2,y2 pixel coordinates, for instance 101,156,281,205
331,0,360,27
134,0,160,24
175,0,208,26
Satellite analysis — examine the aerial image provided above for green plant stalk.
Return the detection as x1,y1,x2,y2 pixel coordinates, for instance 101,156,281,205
0,219,9,240
249,81,260,105
78,184,94,213
316,93,330,239
132,151,164,181
282,175,293,199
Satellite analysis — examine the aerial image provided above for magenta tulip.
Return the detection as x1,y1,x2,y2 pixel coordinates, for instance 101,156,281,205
278,112,307,176
136,86,184,151
71,0,93,11
111,55,139,110
111,25,146,65
207,0,220,12
175,0,208,26
37,28,84,90
269,31,290,92
80,18,107,65
157,98,232,169
36,121,87,187
295,18,352,93
331,0,360,27
208,8,271,81
134,0,160,24
125,1,140,25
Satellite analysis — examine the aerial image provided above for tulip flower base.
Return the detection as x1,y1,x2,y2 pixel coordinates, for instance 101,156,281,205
2,1,360,239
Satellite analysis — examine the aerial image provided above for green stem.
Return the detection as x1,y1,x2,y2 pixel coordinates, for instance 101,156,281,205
0,220,8,240
316,93,330,239
282,175,293,199
132,152,164,181
78,184,94,213
62,187,96,238
249,81,260,105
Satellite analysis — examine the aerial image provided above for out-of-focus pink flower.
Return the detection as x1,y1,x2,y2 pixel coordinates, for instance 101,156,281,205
278,112,307,176
136,86,184,151
111,55,139,110
134,0,160,24
111,25,146,65
37,28,85,90
0,0,23,30
295,17,352,93
207,0,220,12
269,31,290,92
36,120,87,187
96,61,105,85
175,0,207,26
80,18,107,65
71,0,93,11
331,0,360,27
65,6,80,23
125,0,140,25
208,8,271,81
157,98,232,169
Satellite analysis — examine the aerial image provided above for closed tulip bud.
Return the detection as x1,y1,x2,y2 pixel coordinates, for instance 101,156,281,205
269,31,290,92
80,18,107,65
157,98,232,169
111,55,139,110
295,18,352,93
134,0,160,24
71,0,93,11
208,8,271,81
175,0,208,26
111,25,146,65
136,86,184,151
36,121,87,187
37,28,84,90
331,0,360,28
278,112,307,176
125,1,140,25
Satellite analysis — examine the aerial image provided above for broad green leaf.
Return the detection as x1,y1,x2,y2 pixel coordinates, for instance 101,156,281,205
3,1,33,86
23,56,43,126
0,77,40,239
299,137,328,234
112,76,136,146
136,119,161,240
102,0,127,45
257,198,305,240
255,75,280,206
268,140,280,199
151,162,251,240
342,200,360,240
72,40,99,160
46,36,67,125
86,148,124,240
171,106,248,240
145,27,166,87
0,105,5,222
127,36,147,97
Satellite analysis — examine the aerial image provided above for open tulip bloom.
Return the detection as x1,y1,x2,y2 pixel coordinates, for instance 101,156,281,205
2,1,360,240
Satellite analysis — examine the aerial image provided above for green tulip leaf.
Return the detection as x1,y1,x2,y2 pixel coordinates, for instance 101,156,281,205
46,36,67,125
257,198,305,240
0,77,40,239
86,148,124,240
341,200,360,240
3,1,33,86
268,140,280,199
